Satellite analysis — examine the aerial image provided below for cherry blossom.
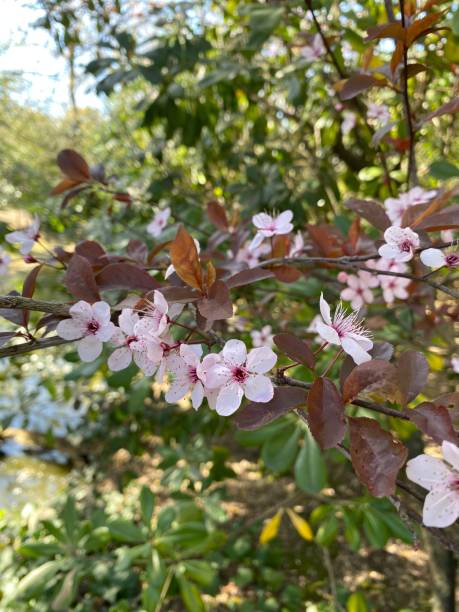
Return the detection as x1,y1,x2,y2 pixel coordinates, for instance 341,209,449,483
134,290,170,337
147,207,171,238
205,339,277,416
250,325,274,348
341,111,356,136
5,216,40,255
249,210,294,251
234,241,270,268
316,293,373,364
380,275,411,305
288,232,304,257
108,309,158,375
0,247,11,275
339,271,379,310
56,300,116,362
165,344,208,409
420,248,459,269
384,187,436,226
406,441,459,528
300,34,326,62
367,103,391,124
378,226,420,262
441,230,455,243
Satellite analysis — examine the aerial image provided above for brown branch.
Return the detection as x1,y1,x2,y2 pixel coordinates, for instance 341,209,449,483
0,296,70,317
0,336,71,359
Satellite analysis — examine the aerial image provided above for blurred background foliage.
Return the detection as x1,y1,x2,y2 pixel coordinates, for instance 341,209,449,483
0,0,458,610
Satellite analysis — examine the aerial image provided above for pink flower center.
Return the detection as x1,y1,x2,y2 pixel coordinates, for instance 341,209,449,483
188,366,199,384
400,240,412,253
86,320,100,335
231,365,248,384
126,335,138,346
445,253,459,267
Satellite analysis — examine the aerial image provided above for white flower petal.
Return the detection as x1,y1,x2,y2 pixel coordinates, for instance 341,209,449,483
180,343,202,366
378,243,399,260
406,454,451,491
252,213,273,230
206,364,232,389
69,300,93,319
244,375,274,403
92,301,111,323
246,347,277,374
442,441,459,472
133,351,157,376
215,383,244,416
108,347,133,371
423,489,459,528
222,339,247,366
191,381,205,410
154,290,169,315
96,321,116,342
248,232,265,251
319,293,332,325
316,321,340,346
341,336,372,364
165,380,190,403
77,336,102,362
118,309,137,335
56,318,84,340
420,248,445,269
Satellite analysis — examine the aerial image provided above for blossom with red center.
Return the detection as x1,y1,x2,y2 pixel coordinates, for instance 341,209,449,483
5,216,40,255
339,270,379,310
300,34,326,62
367,103,391,125
249,210,293,251
205,339,277,416
147,207,171,238
108,309,158,375
315,293,373,365
134,290,170,338
378,226,420,263
165,344,209,409
384,187,436,226
406,441,459,528
420,248,459,270
56,300,116,362
250,325,274,348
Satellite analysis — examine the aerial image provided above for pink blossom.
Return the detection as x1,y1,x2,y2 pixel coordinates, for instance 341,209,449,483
205,340,277,416
249,210,293,251
56,300,116,362
108,309,158,375
147,207,171,238
367,103,391,124
288,232,304,257
384,187,436,226
234,241,270,268
5,216,40,255
250,325,274,348
420,248,459,269
379,275,411,305
378,226,420,262
406,441,459,528
452,356,459,374
165,344,208,409
316,293,373,364
339,271,379,310
341,111,356,135
300,34,326,62
134,290,170,337
0,247,11,275
441,230,455,243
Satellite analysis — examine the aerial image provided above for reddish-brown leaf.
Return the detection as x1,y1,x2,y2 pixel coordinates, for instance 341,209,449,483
345,199,391,231
390,41,404,75
65,254,101,303
307,224,344,257
343,359,399,404
96,263,160,291
418,97,459,126
307,378,345,450
339,342,394,390
170,226,203,291
113,192,132,204
405,11,445,46
407,402,458,445
397,350,429,405
0,331,16,347
60,185,88,209
415,205,459,232
207,200,229,231
126,240,148,263
366,22,405,42
271,235,289,258
349,417,408,497
270,265,302,283
226,268,275,289
159,286,201,303
340,74,381,100
57,149,91,181
50,178,80,196
21,264,42,328
273,333,315,369
233,387,306,430
197,280,233,320
75,240,106,265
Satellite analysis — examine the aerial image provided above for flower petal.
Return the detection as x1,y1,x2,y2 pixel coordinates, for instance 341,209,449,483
406,454,451,491
56,318,84,340
222,339,247,367
248,232,265,251
154,290,169,315
118,309,137,335
246,347,277,374
191,381,204,410
69,300,93,319
206,364,232,389
92,301,111,323
252,213,273,230
215,383,244,416
316,321,340,346
319,293,332,325
133,351,157,376
378,244,399,260
95,321,116,342
165,380,190,403
244,374,274,403
422,489,459,528
108,347,132,371
341,336,371,365
180,343,202,366
77,336,102,362
442,441,459,472
420,248,445,269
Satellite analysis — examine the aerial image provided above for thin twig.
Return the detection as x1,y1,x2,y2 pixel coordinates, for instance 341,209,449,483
0,336,71,359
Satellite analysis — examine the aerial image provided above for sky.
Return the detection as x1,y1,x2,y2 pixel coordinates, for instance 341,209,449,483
0,0,101,115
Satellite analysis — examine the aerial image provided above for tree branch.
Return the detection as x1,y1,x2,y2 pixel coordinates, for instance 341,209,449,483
0,336,71,359
0,296,70,317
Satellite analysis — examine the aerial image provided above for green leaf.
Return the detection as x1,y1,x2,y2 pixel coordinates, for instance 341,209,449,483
182,560,217,587
429,160,459,180
373,508,414,544
315,515,338,547
142,585,160,612
294,429,327,493
247,7,284,49
52,568,81,611
61,496,79,544
140,486,155,528
261,424,301,473
18,543,63,558
16,561,63,599
363,510,389,548
108,519,146,544
177,575,206,612
347,591,369,612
